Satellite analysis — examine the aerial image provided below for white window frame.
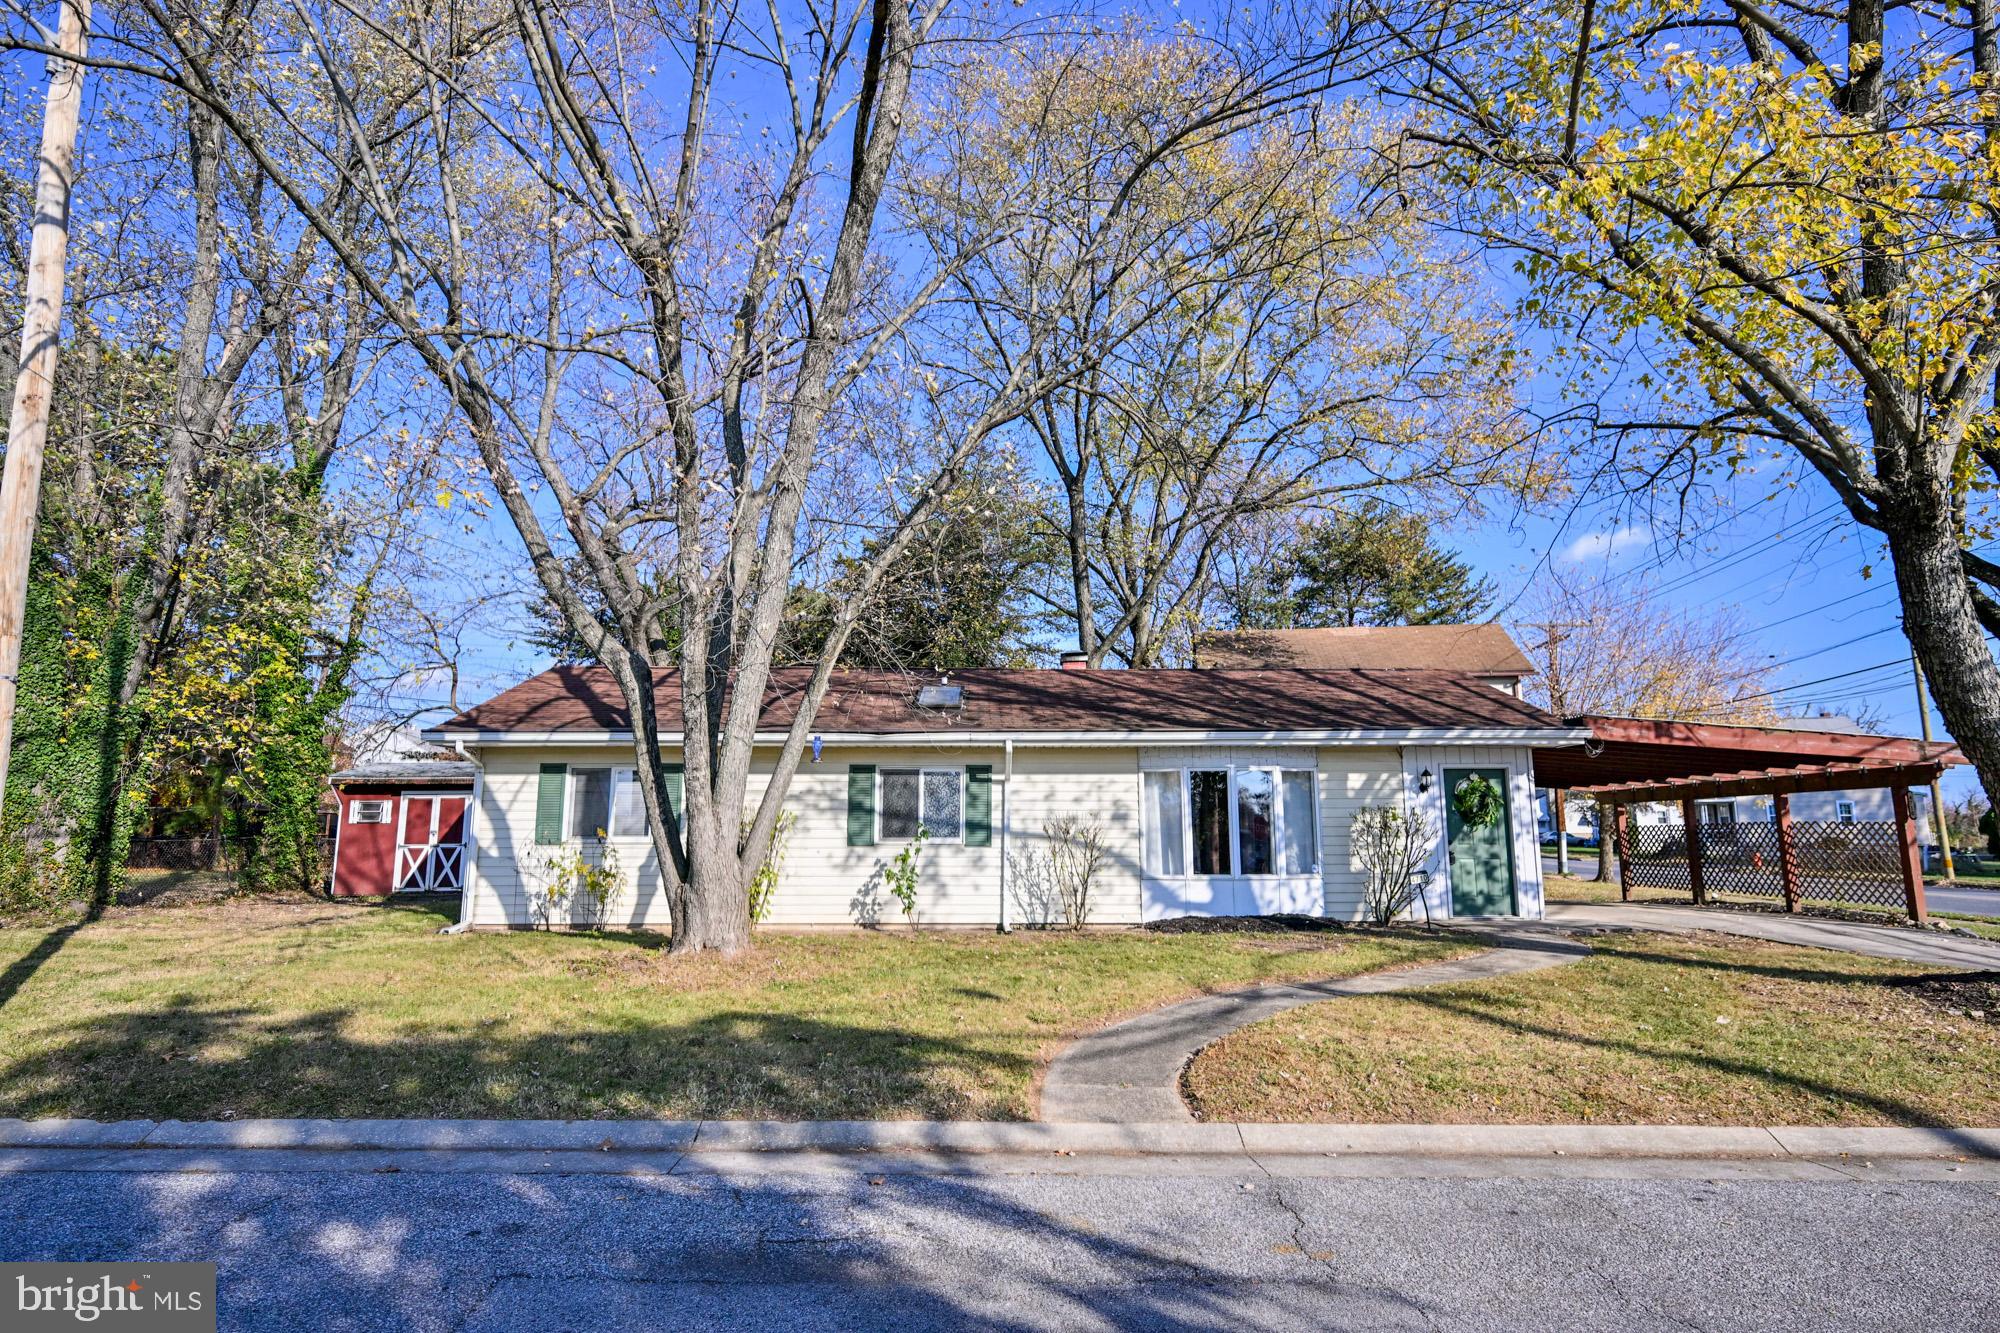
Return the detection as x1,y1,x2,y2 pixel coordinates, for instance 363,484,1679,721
349,798,392,825
568,766,653,840
1144,763,1318,881
1835,800,1856,824
877,767,967,844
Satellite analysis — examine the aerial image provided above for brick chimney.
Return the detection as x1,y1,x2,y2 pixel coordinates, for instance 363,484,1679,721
1058,652,1091,670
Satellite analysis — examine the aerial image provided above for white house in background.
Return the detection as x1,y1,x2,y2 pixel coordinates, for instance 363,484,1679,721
419,662,1589,930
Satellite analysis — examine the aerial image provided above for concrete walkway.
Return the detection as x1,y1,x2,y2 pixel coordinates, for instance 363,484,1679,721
1038,931,1590,1123
1546,899,2000,969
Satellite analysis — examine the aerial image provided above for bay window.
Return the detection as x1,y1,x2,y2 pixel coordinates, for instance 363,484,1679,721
1143,765,1318,879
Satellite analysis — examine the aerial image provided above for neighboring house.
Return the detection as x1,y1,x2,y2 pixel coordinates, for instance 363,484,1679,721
1536,794,1599,844
1195,624,1535,697
416,665,1588,930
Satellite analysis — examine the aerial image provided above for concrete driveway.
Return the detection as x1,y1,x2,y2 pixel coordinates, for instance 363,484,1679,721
4,1149,1997,1331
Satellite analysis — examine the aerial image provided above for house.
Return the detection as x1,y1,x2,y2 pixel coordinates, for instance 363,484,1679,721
415,664,1589,929
1195,624,1536,697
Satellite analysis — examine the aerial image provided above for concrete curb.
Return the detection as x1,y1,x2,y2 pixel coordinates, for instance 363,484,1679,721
2,1118,1994,1161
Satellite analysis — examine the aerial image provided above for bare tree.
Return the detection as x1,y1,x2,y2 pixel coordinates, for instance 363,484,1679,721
27,0,1369,949
913,37,1540,665
1516,564,1779,880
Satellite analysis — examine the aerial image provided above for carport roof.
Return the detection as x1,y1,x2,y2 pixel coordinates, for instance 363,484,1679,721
1532,715,1965,798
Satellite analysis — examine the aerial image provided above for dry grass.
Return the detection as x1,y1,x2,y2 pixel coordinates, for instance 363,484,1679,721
0,896,1469,1123
1183,931,2000,1127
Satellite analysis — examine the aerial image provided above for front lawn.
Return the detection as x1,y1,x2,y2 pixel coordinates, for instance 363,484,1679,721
0,898,1469,1123
1183,931,2000,1126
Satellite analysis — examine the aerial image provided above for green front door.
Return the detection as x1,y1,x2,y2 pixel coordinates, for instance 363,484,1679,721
1445,768,1517,917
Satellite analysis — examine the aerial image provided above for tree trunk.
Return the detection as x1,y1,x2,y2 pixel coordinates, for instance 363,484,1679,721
0,0,90,803
1886,491,2000,805
1593,799,1614,882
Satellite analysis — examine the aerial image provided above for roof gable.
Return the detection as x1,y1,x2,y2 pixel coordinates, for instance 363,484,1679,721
1195,624,1535,676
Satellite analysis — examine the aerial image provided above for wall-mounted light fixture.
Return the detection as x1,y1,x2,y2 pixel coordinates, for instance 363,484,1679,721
1418,768,1433,793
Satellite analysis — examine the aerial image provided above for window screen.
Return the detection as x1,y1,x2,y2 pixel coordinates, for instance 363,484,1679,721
921,770,962,839
1279,771,1317,874
1190,770,1232,876
610,769,647,838
569,767,612,839
1143,771,1186,876
880,770,921,839
1236,770,1274,875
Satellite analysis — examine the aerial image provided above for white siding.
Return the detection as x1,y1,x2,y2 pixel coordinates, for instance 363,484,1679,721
464,743,1142,928
462,739,1544,927
1314,747,1406,921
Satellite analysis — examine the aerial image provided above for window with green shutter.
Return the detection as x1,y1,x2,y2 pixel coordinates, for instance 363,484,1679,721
535,763,567,844
847,764,876,846
663,762,684,824
965,765,993,846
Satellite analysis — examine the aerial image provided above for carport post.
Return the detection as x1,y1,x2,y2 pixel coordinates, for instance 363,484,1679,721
1773,793,1801,914
1892,785,1929,925
1613,803,1631,902
1553,786,1568,876
1680,796,1707,904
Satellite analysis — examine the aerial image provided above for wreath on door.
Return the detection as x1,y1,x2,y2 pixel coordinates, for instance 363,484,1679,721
1452,774,1504,830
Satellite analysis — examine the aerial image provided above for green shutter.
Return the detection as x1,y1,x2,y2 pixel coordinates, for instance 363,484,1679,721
535,763,567,844
965,765,993,847
663,762,684,824
847,764,876,846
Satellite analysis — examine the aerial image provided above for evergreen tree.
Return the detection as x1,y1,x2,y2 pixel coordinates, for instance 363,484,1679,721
1235,504,1495,629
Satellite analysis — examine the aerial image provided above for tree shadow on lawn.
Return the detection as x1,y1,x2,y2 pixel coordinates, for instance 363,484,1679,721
0,998,1040,1123
1581,936,1929,988
1391,940,1981,1130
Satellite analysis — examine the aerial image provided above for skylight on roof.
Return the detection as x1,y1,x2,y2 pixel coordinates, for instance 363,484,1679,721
916,683,964,710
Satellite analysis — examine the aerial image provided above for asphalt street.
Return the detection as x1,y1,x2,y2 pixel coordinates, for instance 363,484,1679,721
4,1152,1997,1331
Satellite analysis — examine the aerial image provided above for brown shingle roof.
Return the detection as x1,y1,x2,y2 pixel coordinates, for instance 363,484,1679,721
1195,624,1535,676
431,665,1571,738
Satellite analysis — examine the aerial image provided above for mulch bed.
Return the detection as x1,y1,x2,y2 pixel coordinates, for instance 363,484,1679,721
1884,971,2000,1024
1144,913,1352,935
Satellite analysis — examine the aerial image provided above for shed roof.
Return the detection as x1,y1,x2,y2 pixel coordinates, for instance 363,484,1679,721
1195,624,1535,677
427,665,1577,740
330,761,476,787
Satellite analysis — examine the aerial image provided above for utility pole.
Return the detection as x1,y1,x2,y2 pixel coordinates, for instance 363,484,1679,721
1911,649,1956,881
0,0,90,802
1525,618,1587,879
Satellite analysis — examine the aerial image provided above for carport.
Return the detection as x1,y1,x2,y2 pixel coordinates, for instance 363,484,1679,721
1534,717,1966,924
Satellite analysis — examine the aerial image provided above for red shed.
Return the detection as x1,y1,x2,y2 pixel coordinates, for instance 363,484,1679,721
328,761,476,897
